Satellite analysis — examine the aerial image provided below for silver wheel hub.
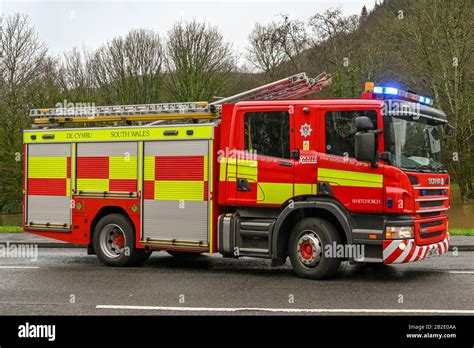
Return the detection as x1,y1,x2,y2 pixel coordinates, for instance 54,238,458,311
100,224,126,259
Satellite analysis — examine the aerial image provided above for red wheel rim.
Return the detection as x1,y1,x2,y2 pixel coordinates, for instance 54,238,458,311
300,240,313,260
113,234,125,248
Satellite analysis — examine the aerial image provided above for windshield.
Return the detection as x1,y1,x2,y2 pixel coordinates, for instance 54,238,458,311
389,116,444,171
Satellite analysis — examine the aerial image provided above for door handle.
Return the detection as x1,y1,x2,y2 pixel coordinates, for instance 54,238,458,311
237,178,252,191
279,161,293,167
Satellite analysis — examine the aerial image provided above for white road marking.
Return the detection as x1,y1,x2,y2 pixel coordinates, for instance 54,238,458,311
0,266,39,269
96,305,474,314
449,271,474,274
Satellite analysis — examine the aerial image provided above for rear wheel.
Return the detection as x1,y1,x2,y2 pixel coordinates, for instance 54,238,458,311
288,217,341,280
93,213,151,267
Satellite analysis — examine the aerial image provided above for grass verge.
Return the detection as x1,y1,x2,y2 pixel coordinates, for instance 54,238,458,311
450,228,474,236
0,226,22,233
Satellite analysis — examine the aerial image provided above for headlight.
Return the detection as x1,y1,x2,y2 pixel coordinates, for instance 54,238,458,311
386,226,414,239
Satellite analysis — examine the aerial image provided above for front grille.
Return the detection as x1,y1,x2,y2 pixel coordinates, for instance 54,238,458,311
421,220,443,228
420,230,443,239
420,200,444,208
420,220,444,240
419,211,440,217
419,189,446,196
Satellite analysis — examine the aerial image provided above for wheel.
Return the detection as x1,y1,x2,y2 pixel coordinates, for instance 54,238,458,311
288,217,342,280
167,250,202,259
93,213,151,267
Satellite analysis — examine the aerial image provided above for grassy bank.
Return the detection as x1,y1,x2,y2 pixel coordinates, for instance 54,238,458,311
0,226,22,233
450,228,474,236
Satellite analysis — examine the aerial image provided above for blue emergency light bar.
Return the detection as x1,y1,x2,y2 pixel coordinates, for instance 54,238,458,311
369,84,433,106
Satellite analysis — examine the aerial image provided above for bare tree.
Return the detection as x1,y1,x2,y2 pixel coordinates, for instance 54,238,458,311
165,20,236,102
58,47,96,102
307,8,360,97
274,14,308,73
247,22,286,80
247,15,307,80
0,14,49,212
390,0,474,202
89,29,164,104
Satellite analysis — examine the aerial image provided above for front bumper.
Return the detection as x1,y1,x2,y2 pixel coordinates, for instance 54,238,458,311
382,236,449,264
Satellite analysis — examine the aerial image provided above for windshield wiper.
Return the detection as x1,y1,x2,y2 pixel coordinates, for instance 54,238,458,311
411,164,433,172
431,162,444,172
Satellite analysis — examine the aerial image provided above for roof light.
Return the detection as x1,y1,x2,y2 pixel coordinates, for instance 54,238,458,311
384,87,398,95
373,86,383,94
370,84,434,106
364,82,375,92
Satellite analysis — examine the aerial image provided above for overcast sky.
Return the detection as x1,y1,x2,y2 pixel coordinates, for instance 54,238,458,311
2,0,371,63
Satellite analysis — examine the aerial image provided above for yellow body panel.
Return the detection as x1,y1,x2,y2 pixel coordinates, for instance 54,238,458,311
154,181,204,201
109,156,137,179
257,182,293,204
66,179,71,196
203,155,209,181
318,168,383,188
294,183,317,196
144,156,155,181
77,178,109,191
28,157,67,179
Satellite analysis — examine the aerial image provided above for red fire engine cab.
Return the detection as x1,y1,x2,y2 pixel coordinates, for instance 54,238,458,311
23,73,451,279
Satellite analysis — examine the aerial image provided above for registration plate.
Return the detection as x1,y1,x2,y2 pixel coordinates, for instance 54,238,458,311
426,247,439,258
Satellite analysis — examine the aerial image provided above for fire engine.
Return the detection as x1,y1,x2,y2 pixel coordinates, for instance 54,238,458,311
23,72,452,279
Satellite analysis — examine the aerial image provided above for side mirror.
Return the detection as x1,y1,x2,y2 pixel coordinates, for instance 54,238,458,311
355,132,376,163
444,124,455,137
354,116,374,132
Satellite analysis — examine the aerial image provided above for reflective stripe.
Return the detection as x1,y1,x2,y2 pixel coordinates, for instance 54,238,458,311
409,246,420,262
154,180,204,201
318,168,383,188
219,157,227,181
77,178,109,191
294,183,317,196
28,157,68,179
144,156,155,181
109,156,137,179
226,158,237,182
237,159,258,178
394,240,413,263
24,125,214,143
257,183,293,204
383,240,400,260
66,178,71,196
203,155,208,181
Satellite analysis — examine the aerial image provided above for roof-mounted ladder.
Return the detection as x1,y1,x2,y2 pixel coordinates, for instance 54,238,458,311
30,71,331,127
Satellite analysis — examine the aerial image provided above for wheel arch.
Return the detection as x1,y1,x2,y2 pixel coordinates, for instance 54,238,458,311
271,198,353,261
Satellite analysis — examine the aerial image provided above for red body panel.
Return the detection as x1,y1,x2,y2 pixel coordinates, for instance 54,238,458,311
155,156,204,180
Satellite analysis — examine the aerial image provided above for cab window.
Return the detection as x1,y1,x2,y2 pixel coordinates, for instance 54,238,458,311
325,110,378,158
244,111,290,159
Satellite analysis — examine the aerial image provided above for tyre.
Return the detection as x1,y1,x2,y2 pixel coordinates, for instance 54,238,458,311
288,217,342,280
93,213,151,267
167,250,202,259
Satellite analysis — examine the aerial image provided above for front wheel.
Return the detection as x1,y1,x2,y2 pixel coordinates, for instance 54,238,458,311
288,217,341,280
93,213,151,267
